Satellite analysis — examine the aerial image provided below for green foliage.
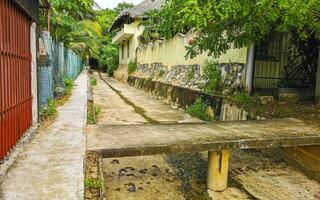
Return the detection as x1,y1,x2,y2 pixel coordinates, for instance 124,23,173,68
42,0,96,43
201,60,221,94
128,61,138,75
64,77,74,94
232,93,262,114
113,2,135,14
68,20,102,60
157,70,166,78
187,67,196,80
40,1,131,63
187,98,214,121
94,5,134,72
39,99,57,120
90,77,97,86
87,102,101,124
84,178,104,189
143,0,320,59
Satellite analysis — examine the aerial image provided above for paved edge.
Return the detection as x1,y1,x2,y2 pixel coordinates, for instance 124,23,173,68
0,124,39,184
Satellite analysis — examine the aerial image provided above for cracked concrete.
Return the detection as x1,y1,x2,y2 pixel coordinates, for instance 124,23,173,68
0,71,88,200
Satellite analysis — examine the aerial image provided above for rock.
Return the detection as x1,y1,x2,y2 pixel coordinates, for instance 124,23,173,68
127,183,136,192
139,169,148,174
119,169,127,176
260,96,275,105
110,159,119,164
55,87,65,96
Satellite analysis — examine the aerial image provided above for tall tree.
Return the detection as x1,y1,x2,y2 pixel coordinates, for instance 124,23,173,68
142,0,320,59
94,1,136,73
113,2,135,13
47,0,96,42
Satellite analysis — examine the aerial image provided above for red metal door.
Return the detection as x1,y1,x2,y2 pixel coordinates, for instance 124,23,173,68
0,0,32,160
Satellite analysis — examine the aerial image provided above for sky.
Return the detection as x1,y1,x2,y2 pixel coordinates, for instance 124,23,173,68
95,0,143,9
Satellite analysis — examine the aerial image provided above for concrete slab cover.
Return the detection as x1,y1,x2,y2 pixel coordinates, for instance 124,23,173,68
0,71,88,199
87,119,320,158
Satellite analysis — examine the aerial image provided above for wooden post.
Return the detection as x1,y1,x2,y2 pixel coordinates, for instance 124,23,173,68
207,150,230,191
315,47,320,103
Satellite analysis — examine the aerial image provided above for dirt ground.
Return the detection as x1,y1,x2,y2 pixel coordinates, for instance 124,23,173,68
262,101,320,131
89,72,320,200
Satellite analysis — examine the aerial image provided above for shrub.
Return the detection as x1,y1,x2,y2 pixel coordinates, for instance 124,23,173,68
186,98,214,121
64,77,74,95
39,99,57,120
187,67,196,80
201,60,221,94
90,77,97,86
127,61,138,75
232,92,262,114
84,178,104,189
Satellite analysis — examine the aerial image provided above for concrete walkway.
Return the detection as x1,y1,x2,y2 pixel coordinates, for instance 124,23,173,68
0,71,88,199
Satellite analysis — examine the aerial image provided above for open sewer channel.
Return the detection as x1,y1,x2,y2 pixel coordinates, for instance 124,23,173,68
89,71,320,200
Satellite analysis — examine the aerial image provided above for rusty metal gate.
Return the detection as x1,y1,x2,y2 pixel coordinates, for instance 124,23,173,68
0,0,32,160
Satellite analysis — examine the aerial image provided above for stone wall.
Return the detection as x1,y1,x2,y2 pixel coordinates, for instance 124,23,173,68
128,62,245,95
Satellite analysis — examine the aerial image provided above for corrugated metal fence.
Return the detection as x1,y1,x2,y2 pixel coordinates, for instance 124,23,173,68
0,0,33,160
38,31,82,107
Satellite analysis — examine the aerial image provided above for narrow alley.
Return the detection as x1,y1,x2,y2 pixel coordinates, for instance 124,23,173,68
0,71,88,199
1,0,320,200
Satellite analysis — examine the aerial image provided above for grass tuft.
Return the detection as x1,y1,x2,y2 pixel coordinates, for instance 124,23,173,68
87,102,101,124
187,98,214,121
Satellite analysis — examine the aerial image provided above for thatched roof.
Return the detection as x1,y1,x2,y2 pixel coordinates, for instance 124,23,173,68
109,0,165,32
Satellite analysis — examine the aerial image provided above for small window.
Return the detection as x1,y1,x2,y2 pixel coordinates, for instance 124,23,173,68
121,44,124,59
127,41,130,58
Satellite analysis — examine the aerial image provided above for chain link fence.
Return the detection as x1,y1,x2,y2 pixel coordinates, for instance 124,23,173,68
38,31,83,107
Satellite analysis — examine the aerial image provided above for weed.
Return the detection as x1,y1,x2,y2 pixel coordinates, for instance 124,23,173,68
39,99,57,121
84,178,104,189
157,70,165,78
187,67,196,80
200,60,221,94
186,98,214,121
128,61,138,75
64,77,74,95
87,102,101,124
231,92,262,114
90,77,97,86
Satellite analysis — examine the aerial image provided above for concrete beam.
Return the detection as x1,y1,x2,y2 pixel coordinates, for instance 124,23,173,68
87,119,320,158
207,150,230,191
